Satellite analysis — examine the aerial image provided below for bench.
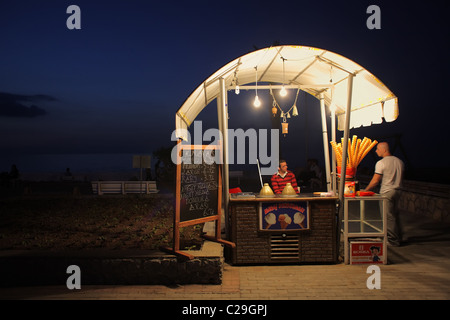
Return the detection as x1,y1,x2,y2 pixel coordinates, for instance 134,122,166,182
91,181,159,195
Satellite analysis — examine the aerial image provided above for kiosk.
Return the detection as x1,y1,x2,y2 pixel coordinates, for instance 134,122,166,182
173,45,398,264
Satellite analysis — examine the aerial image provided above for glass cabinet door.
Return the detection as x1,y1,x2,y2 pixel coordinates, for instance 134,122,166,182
345,198,384,234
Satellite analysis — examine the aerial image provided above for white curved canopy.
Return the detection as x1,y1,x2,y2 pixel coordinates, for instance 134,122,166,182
175,45,398,140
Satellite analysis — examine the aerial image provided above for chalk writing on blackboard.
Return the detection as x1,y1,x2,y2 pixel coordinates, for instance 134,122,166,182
180,148,219,222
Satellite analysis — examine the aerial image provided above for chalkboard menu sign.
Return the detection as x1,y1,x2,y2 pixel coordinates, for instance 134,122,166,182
161,141,233,259
180,148,219,222
175,144,222,229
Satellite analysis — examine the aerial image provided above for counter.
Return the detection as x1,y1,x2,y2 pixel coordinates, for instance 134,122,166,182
229,193,338,264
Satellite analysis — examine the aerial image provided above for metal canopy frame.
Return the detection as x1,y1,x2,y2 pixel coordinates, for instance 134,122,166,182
216,80,350,242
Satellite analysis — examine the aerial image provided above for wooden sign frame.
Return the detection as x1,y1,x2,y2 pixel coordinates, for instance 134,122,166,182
162,140,234,260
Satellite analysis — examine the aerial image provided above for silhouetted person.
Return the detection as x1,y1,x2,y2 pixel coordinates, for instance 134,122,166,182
297,159,322,191
145,168,153,181
8,164,19,188
9,164,19,180
155,160,161,182
308,159,322,180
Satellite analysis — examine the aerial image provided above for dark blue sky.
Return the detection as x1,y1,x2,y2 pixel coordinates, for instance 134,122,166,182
1,1,449,174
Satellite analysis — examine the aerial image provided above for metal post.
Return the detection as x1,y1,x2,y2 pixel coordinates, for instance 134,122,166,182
331,112,337,192
217,77,230,238
337,75,354,253
344,197,349,264
319,93,331,192
331,94,337,193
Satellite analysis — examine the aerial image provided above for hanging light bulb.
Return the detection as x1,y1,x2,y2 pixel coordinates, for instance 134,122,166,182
253,66,261,108
280,57,287,97
235,85,240,95
292,104,298,116
254,95,261,107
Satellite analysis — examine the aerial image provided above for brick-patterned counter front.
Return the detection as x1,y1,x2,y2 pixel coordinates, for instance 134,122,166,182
230,196,338,265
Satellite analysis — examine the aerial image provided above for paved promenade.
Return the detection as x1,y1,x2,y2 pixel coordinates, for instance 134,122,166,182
1,211,449,300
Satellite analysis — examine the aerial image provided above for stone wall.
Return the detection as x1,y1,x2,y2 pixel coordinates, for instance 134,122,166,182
358,176,450,223
398,180,450,223
0,242,224,286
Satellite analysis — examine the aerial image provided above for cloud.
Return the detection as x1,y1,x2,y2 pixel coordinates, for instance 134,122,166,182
0,92,56,118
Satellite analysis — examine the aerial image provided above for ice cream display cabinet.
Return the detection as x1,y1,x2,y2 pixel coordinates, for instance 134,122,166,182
229,195,338,265
343,196,388,264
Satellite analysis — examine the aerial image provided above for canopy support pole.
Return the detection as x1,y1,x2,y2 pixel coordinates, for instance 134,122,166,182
319,93,331,192
331,87,337,193
337,75,354,257
331,108,337,193
217,77,230,239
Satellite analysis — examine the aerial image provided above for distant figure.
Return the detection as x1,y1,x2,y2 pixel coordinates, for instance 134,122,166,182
62,167,74,181
364,142,405,246
296,159,322,191
308,159,322,180
145,168,153,181
308,158,322,190
9,164,19,180
271,160,299,194
7,164,20,188
155,160,161,182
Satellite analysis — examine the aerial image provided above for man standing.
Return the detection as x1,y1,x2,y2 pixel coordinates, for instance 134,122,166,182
364,142,405,246
271,160,299,194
